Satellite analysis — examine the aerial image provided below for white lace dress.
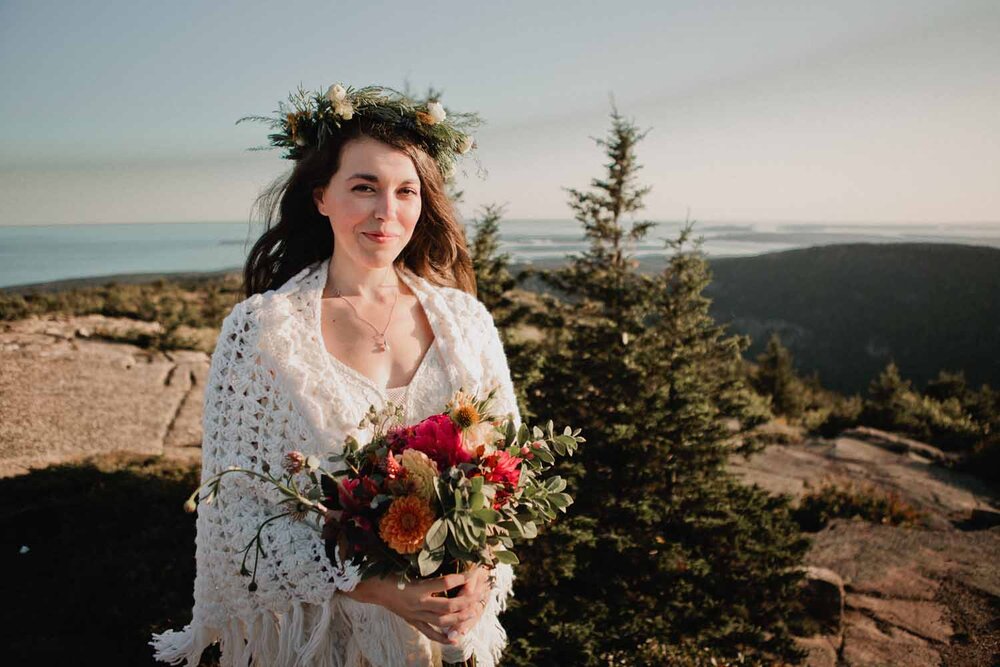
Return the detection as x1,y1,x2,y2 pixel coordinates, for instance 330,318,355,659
150,258,520,667
335,336,449,426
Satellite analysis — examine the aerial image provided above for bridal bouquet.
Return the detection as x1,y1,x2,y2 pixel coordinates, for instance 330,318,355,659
184,387,582,665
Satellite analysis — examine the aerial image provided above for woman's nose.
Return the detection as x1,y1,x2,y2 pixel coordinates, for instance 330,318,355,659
374,191,396,221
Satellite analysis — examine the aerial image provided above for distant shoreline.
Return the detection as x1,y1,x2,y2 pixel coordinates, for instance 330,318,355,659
0,256,664,295
3,241,998,295
0,267,244,295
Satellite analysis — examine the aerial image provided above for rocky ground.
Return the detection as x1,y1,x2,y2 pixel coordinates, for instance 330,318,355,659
2,313,998,665
732,426,1000,666
0,314,210,476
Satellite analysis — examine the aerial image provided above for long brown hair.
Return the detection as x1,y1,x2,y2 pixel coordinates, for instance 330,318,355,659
243,121,476,298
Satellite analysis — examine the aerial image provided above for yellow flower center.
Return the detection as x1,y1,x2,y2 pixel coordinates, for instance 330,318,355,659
454,404,480,429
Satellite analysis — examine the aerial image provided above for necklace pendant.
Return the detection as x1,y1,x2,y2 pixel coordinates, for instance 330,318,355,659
374,333,389,352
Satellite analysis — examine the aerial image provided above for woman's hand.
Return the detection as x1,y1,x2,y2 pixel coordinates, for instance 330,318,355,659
341,567,491,645
442,565,493,638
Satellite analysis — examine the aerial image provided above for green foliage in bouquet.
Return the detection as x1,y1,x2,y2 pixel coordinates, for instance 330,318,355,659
497,104,810,665
323,394,582,585
183,388,583,593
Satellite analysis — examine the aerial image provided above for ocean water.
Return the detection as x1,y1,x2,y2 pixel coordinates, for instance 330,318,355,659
1,219,998,289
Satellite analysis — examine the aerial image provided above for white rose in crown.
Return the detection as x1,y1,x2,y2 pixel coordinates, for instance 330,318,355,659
427,101,447,124
334,100,354,120
294,136,307,146
326,84,347,103
457,134,474,154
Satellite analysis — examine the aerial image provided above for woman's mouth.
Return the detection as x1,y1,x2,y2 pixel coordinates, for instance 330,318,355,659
362,233,397,244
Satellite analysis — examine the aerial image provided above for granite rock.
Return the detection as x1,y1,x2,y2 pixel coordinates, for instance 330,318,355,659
0,315,209,476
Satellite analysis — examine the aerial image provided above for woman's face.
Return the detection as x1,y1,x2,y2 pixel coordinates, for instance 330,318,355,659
313,136,422,270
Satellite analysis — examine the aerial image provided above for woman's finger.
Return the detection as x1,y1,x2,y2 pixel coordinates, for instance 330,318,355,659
411,608,459,627
411,593,477,625
448,576,488,608
457,565,486,594
451,606,485,636
433,607,478,628
411,620,452,644
417,595,459,614
420,572,468,595
420,597,474,626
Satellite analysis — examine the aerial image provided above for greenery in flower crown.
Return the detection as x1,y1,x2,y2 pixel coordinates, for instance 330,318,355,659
236,83,483,177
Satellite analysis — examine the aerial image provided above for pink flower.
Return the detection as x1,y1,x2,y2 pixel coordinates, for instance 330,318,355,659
381,451,405,480
386,425,417,454
484,450,522,488
283,451,306,474
483,450,522,510
404,414,470,469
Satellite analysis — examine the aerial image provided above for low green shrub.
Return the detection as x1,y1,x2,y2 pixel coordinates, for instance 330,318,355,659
0,454,219,665
792,481,924,533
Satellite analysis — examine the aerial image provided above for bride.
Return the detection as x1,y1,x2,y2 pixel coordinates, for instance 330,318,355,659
151,83,521,666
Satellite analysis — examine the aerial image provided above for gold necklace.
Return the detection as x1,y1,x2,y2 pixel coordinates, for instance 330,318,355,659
324,268,400,352
333,288,398,352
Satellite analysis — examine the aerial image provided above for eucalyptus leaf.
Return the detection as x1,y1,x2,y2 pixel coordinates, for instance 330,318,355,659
534,447,555,464
459,516,479,549
498,520,522,538
425,518,447,551
545,476,567,493
417,548,444,577
494,550,519,565
549,493,573,509
554,434,577,449
471,508,501,523
469,491,485,511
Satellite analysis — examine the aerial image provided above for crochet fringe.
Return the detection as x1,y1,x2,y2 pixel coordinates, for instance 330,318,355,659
149,620,218,667
149,591,514,667
150,599,352,667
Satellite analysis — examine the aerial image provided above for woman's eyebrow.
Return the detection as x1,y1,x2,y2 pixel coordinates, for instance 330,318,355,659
347,173,419,185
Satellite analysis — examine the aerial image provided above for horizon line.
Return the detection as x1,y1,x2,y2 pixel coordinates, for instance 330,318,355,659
2,219,1000,228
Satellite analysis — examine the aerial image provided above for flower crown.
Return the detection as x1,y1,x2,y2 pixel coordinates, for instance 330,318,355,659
236,83,482,178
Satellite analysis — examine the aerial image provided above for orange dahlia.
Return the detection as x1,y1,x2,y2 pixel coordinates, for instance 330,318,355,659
379,495,436,555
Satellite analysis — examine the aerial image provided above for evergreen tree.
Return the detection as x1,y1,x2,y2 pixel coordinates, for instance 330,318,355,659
862,362,982,450
502,105,808,665
469,203,515,313
923,369,970,404
468,202,545,424
863,361,915,431
753,333,807,419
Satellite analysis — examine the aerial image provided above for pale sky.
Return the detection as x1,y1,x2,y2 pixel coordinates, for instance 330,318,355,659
1,0,997,226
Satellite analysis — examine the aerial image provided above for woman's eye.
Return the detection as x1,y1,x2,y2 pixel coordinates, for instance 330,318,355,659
401,188,419,196
352,185,374,193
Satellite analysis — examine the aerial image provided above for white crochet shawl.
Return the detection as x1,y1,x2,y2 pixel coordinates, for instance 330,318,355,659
151,258,521,667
